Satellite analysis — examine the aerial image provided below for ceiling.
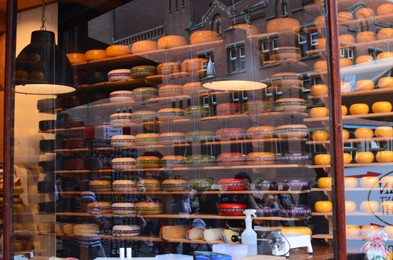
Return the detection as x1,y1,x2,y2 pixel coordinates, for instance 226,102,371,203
0,0,57,13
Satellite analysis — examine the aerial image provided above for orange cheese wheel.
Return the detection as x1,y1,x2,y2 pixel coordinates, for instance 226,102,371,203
338,12,353,22
311,130,329,141
106,45,130,57
85,49,107,61
378,28,393,40
342,105,348,116
355,8,375,19
131,40,158,53
310,84,328,96
310,107,329,118
313,60,327,71
343,129,350,140
316,38,326,49
378,52,393,59
266,17,300,33
339,34,355,44
66,53,86,64
356,31,376,43
378,77,393,88
190,30,218,44
355,79,374,91
355,55,374,64
158,35,188,49
343,153,352,164
377,3,393,16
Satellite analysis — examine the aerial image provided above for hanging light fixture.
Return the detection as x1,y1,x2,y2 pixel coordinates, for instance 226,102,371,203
15,0,75,95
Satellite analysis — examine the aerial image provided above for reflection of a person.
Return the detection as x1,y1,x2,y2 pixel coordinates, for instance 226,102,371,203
58,177,108,259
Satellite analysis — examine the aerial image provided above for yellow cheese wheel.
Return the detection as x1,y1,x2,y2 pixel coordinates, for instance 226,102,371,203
314,154,331,165
341,81,352,92
343,153,352,164
268,226,312,235
384,225,393,238
349,103,369,115
354,128,373,139
317,177,332,189
85,49,107,61
372,101,392,113
311,130,329,141
316,38,326,49
360,176,379,188
360,200,379,213
313,60,327,71
344,177,358,188
315,201,332,213
375,126,393,137
355,152,375,163
310,84,328,96
378,52,393,60
342,105,348,116
310,107,329,118
346,225,360,236
377,151,393,163
342,129,350,140
345,201,356,213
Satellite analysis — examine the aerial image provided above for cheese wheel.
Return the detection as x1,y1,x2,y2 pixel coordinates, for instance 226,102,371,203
246,152,275,165
112,180,136,192
183,82,205,95
375,126,393,137
105,45,130,57
274,98,307,112
112,225,140,237
159,84,184,97
157,108,184,120
137,179,161,192
159,132,186,145
355,55,374,64
111,158,137,170
315,200,332,212
161,155,185,168
135,133,159,146
85,49,107,61
357,31,376,43
378,52,393,60
355,152,374,163
378,77,393,88
338,12,353,22
377,3,393,16
182,58,207,72
354,128,373,139
158,35,188,49
135,201,163,215
355,7,375,19
266,17,300,33
275,124,308,138
137,155,161,168
66,53,86,64
216,127,246,140
247,125,275,139
162,179,188,192
186,227,205,240
190,30,219,44
160,225,187,240
346,225,360,236
378,28,393,40
157,62,182,75
203,228,224,241
131,40,158,53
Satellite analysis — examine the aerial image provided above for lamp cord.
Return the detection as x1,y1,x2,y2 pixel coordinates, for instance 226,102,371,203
41,0,46,30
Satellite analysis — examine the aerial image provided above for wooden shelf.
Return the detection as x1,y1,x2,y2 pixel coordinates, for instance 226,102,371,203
307,137,393,145
309,87,393,100
312,234,333,240
308,162,393,168
56,212,309,221
54,163,309,174
304,112,393,122
59,189,311,196
77,78,147,92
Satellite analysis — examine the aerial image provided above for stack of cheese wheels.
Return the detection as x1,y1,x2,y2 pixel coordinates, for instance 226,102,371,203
274,124,308,138
112,180,136,192
137,179,161,191
158,35,188,49
246,152,275,165
132,87,159,101
181,58,207,72
266,17,300,33
159,84,184,97
89,180,111,192
73,224,100,237
87,201,112,214
85,49,106,61
217,152,246,166
112,225,140,237
190,30,219,44
162,179,188,192
105,45,130,57
109,90,133,103
161,155,186,168
131,110,157,123
135,201,163,214
216,127,245,141
137,155,161,168
271,47,301,60
131,40,158,53
111,157,137,170
219,178,248,191
274,98,307,112
272,72,303,88
157,108,184,120
111,202,136,215
157,62,182,75
110,135,136,148
159,132,186,145
130,65,157,78
135,133,159,146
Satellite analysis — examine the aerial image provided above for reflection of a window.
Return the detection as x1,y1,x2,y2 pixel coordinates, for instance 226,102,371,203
259,36,279,65
282,0,288,16
227,43,246,74
298,27,319,57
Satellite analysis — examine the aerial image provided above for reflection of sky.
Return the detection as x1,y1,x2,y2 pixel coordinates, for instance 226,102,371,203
345,165,393,253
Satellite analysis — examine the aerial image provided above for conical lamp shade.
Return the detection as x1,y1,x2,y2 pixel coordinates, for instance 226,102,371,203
15,30,75,95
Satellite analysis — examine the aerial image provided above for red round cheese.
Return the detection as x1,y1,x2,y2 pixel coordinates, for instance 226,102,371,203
218,203,248,216
219,178,248,191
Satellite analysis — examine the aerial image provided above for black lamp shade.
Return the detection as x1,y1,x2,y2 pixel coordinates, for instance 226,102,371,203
15,30,75,95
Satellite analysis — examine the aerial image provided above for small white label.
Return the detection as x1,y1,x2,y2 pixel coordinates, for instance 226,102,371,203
103,122,123,140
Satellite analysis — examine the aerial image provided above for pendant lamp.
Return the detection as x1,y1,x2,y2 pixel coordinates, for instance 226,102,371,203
15,0,75,95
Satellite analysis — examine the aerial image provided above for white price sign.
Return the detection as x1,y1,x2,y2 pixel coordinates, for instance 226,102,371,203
103,122,123,140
